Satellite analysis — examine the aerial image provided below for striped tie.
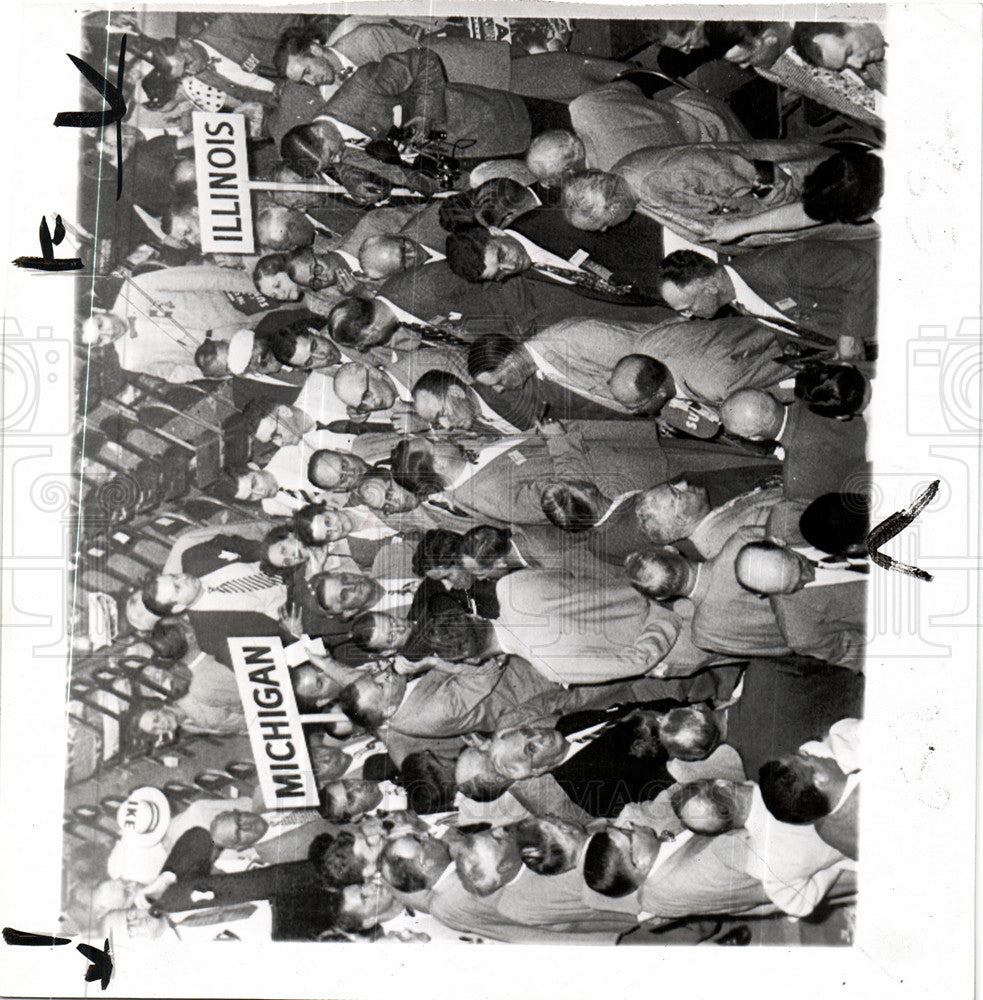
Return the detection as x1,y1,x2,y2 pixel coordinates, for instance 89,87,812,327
280,487,315,505
533,262,635,297
399,321,471,350
209,572,280,594
177,903,257,928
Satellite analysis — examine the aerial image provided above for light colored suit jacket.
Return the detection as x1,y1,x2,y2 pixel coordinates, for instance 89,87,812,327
527,315,790,411
571,82,750,171
494,568,685,685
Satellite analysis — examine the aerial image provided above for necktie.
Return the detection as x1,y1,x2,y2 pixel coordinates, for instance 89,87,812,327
399,321,470,350
264,808,320,826
321,419,394,435
425,497,472,519
732,302,837,349
533,263,635,298
208,571,280,594
279,488,315,505
178,903,257,928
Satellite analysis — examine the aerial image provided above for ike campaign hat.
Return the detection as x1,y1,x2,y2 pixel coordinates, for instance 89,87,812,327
115,786,171,846
227,328,256,376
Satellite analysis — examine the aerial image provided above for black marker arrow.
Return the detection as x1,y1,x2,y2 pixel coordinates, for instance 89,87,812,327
866,480,940,581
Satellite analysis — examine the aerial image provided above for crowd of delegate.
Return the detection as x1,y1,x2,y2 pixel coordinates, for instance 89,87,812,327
72,11,879,944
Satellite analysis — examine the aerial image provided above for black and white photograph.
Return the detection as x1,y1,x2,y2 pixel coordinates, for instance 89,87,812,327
0,3,978,998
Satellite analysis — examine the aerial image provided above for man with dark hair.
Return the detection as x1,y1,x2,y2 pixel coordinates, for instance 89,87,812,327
309,827,380,889
791,21,885,88
445,224,664,306
759,717,860,860
657,243,877,354
794,362,871,417
270,323,341,370
458,525,526,579
582,817,776,925
390,421,675,528
412,370,521,435
798,493,870,559
254,253,303,302
539,481,609,534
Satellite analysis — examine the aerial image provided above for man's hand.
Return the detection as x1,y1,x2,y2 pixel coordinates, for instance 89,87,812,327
835,335,865,361
535,418,567,438
402,115,443,145
278,602,305,638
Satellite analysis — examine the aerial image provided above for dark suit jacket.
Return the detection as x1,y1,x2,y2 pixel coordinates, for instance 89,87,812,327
155,859,318,913
231,371,306,409
180,536,263,578
511,700,682,818
188,609,288,667
509,207,667,302
728,239,878,345
382,261,668,340
408,576,500,622
782,401,870,500
323,49,531,162
723,656,864,778
771,579,866,673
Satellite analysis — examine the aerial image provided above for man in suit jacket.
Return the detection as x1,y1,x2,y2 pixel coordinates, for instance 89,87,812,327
391,422,672,528
671,778,854,917
569,80,750,172
505,203,667,299
590,474,782,566
142,536,293,667
722,658,864,781
657,242,878,351
632,528,866,670
490,566,700,686
316,49,536,163
445,224,668,309
381,260,669,342
720,388,870,500
197,12,302,76
318,23,628,100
